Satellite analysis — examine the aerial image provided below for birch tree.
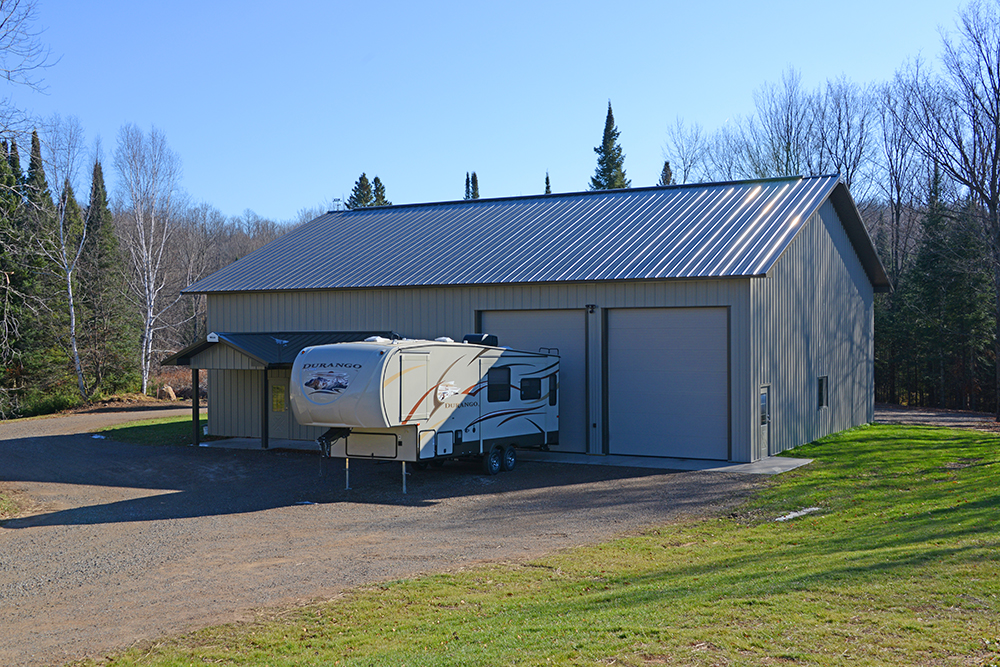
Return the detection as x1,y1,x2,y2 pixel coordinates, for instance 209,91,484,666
113,124,181,394
28,115,93,400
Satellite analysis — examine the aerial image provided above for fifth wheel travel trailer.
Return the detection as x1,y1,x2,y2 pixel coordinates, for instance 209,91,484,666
289,336,560,478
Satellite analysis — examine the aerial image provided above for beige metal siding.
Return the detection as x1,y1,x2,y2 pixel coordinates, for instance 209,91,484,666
207,280,753,460
208,369,261,438
193,344,263,370
750,201,874,459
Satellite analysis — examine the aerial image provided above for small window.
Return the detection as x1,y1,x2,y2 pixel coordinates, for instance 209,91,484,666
520,377,541,400
487,367,511,402
818,376,829,409
271,384,286,412
548,374,558,406
759,390,769,426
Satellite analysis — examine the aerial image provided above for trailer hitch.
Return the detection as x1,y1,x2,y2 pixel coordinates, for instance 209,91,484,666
317,427,351,458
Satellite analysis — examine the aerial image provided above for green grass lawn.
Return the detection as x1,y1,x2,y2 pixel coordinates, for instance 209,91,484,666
96,415,208,447
76,424,1000,666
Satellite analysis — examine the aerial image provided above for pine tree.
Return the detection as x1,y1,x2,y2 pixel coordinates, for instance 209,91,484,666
25,130,52,214
347,173,374,208
372,176,391,206
545,172,551,194
79,158,138,395
7,137,22,195
470,172,479,199
465,172,471,200
590,101,630,190
659,160,674,186
0,141,18,218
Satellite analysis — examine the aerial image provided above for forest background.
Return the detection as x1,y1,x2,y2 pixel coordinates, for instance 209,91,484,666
0,0,996,418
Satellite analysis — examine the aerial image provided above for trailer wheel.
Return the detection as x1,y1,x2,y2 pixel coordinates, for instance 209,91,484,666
481,446,502,475
501,445,517,472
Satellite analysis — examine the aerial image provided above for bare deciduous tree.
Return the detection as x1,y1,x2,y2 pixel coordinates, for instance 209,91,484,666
812,76,877,195
663,117,707,184
113,124,181,394
742,68,816,179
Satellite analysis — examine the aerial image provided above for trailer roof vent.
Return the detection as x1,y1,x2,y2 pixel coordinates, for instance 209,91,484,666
435,336,455,343
365,336,392,343
463,333,498,347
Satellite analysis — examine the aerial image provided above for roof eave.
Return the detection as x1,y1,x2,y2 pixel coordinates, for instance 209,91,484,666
829,182,892,293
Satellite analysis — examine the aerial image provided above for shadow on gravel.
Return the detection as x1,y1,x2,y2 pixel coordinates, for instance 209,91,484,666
0,434,713,529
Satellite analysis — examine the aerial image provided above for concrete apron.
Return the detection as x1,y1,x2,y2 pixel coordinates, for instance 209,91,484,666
197,438,811,476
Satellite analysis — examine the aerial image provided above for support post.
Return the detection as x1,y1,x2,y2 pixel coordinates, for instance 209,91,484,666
192,368,200,447
261,370,269,450
402,461,407,494
345,458,350,490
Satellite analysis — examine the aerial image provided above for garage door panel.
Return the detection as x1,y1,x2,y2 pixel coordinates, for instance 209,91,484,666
481,310,587,453
608,307,729,459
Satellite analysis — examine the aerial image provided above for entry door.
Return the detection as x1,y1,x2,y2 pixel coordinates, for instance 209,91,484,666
759,386,771,455
269,376,290,439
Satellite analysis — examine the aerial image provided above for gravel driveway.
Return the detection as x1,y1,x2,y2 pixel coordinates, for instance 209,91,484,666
1,409,766,667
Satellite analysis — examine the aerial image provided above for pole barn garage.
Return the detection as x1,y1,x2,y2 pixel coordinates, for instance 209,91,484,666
166,175,890,463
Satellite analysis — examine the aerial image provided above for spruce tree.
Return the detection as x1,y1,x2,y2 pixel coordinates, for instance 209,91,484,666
372,176,391,206
347,173,374,208
7,137,22,195
470,172,479,199
0,141,18,218
545,172,551,194
79,158,138,394
659,160,674,186
464,172,471,200
590,101,630,190
25,130,52,213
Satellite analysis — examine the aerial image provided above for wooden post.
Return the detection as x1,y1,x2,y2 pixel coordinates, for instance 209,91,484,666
192,368,200,447
261,370,269,450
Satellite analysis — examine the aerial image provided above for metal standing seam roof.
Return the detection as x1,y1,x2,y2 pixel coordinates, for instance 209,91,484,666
183,175,891,294
161,331,399,367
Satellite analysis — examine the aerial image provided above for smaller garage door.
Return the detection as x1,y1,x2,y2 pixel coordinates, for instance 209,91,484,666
607,307,729,459
481,309,587,453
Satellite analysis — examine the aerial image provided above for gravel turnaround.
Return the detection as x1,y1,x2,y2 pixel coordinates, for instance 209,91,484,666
0,410,766,666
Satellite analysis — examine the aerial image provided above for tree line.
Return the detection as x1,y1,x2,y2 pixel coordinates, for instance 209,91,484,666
0,119,303,417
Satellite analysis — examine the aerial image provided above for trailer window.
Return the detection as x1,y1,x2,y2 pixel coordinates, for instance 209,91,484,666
520,377,541,400
548,374,558,406
487,367,511,402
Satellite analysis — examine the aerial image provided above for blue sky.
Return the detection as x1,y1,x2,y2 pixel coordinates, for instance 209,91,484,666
7,0,964,222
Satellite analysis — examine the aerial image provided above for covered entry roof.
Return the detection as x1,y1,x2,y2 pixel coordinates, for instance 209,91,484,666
182,175,890,294
162,331,399,369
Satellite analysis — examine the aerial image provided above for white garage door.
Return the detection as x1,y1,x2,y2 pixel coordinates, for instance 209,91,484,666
607,307,729,459
481,310,587,453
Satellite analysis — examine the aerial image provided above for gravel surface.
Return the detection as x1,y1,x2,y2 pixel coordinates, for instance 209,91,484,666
1,409,767,667
874,403,1000,431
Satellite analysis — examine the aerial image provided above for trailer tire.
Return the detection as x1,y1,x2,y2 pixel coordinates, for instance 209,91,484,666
481,446,502,475
501,445,517,472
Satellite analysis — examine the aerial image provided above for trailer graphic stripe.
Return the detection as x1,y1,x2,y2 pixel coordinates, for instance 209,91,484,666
466,406,546,430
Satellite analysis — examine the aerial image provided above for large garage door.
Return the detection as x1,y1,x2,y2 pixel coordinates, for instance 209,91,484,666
481,310,587,453
607,307,729,459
